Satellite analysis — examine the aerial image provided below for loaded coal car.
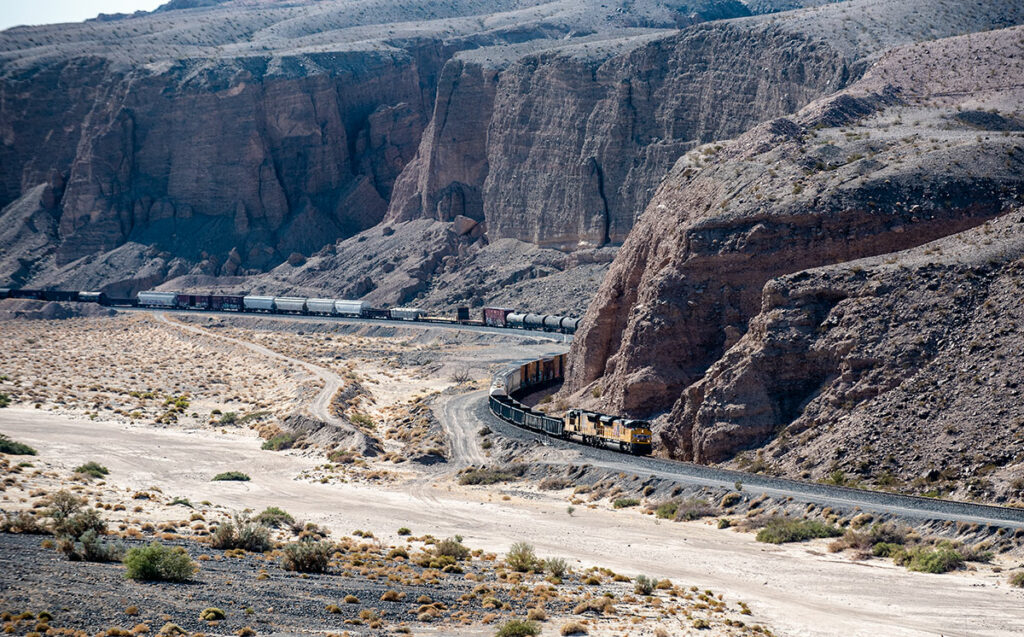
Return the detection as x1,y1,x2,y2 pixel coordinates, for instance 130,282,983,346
0,289,9,300
8,289,47,300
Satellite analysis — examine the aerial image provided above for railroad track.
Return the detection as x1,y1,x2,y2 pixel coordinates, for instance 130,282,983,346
134,306,1024,528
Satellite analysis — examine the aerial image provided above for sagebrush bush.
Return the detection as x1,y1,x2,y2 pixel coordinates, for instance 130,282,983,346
54,509,106,539
755,518,842,544
560,622,587,636
434,537,470,560
612,498,639,509
212,471,250,482
458,465,526,485
505,541,538,572
198,608,225,621
123,542,197,582
0,433,35,455
281,540,332,573
57,529,124,562
674,498,715,521
74,461,109,479
1,511,48,534
253,507,294,529
544,557,568,578
261,433,297,451
634,574,656,595
210,515,272,553
495,619,540,637
1010,571,1024,588
894,544,964,574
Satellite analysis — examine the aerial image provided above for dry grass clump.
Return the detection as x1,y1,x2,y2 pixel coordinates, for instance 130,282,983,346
572,596,614,615
561,622,588,635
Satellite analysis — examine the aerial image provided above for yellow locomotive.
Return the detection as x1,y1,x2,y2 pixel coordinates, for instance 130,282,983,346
564,409,653,456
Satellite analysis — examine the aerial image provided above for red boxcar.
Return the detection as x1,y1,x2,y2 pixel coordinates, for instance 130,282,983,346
483,307,514,327
210,295,244,311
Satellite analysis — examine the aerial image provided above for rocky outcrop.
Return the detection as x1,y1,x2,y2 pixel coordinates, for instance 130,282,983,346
564,24,1024,451
680,211,1024,501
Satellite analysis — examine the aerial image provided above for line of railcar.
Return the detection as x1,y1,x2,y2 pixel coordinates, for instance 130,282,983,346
487,353,653,455
0,289,580,334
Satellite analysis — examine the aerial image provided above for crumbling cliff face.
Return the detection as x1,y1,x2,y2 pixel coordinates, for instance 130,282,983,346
563,23,1024,493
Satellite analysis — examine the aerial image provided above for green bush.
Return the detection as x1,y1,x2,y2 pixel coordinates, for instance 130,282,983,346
198,608,226,621
1010,572,1024,588
57,529,124,562
495,619,540,637
261,433,298,451
123,542,197,582
654,500,678,519
74,461,110,479
755,518,842,544
895,545,964,574
1,511,48,534
0,433,36,455
544,557,569,578
612,498,639,509
674,498,715,521
212,471,250,481
634,574,656,595
210,515,272,553
254,507,294,529
872,542,901,558
458,465,526,485
54,508,106,539
219,412,238,425
397,527,411,536
281,541,332,573
434,537,470,560
0,393,12,409
505,541,539,572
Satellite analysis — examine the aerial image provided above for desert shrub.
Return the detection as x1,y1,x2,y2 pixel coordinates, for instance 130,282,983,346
544,557,568,578
198,608,225,621
572,597,614,615
831,522,908,553
674,498,715,521
261,433,298,451
158,623,185,636
495,620,540,637
0,393,11,409
505,541,539,572
434,537,470,560
74,461,109,478
959,543,993,564
459,465,526,485
219,412,238,425
526,608,547,621
123,542,197,582
613,498,639,509
634,574,656,595
397,527,411,536
654,500,678,519
254,507,294,529
755,518,842,544
1,511,48,534
894,545,963,574
54,508,106,539
1010,572,1024,588
212,471,250,481
872,542,902,558
560,622,588,636
281,541,332,573
0,433,34,455
57,529,124,562
720,492,743,508
210,514,272,553
538,477,572,491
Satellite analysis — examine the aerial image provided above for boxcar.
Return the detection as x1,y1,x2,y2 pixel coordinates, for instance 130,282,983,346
176,294,211,310
483,307,514,327
210,295,244,311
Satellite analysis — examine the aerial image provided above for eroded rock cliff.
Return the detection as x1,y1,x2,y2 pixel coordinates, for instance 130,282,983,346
564,23,1024,483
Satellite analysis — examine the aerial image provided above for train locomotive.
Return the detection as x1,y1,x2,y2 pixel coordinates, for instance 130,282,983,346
488,353,653,456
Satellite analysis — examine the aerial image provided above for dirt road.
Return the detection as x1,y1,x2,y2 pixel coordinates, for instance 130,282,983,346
3,408,1022,637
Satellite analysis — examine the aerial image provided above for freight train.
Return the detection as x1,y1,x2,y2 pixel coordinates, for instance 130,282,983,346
488,353,653,455
0,288,581,335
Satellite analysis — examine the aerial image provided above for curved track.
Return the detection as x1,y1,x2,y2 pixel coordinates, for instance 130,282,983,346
144,307,1024,528
458,391,1024,529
